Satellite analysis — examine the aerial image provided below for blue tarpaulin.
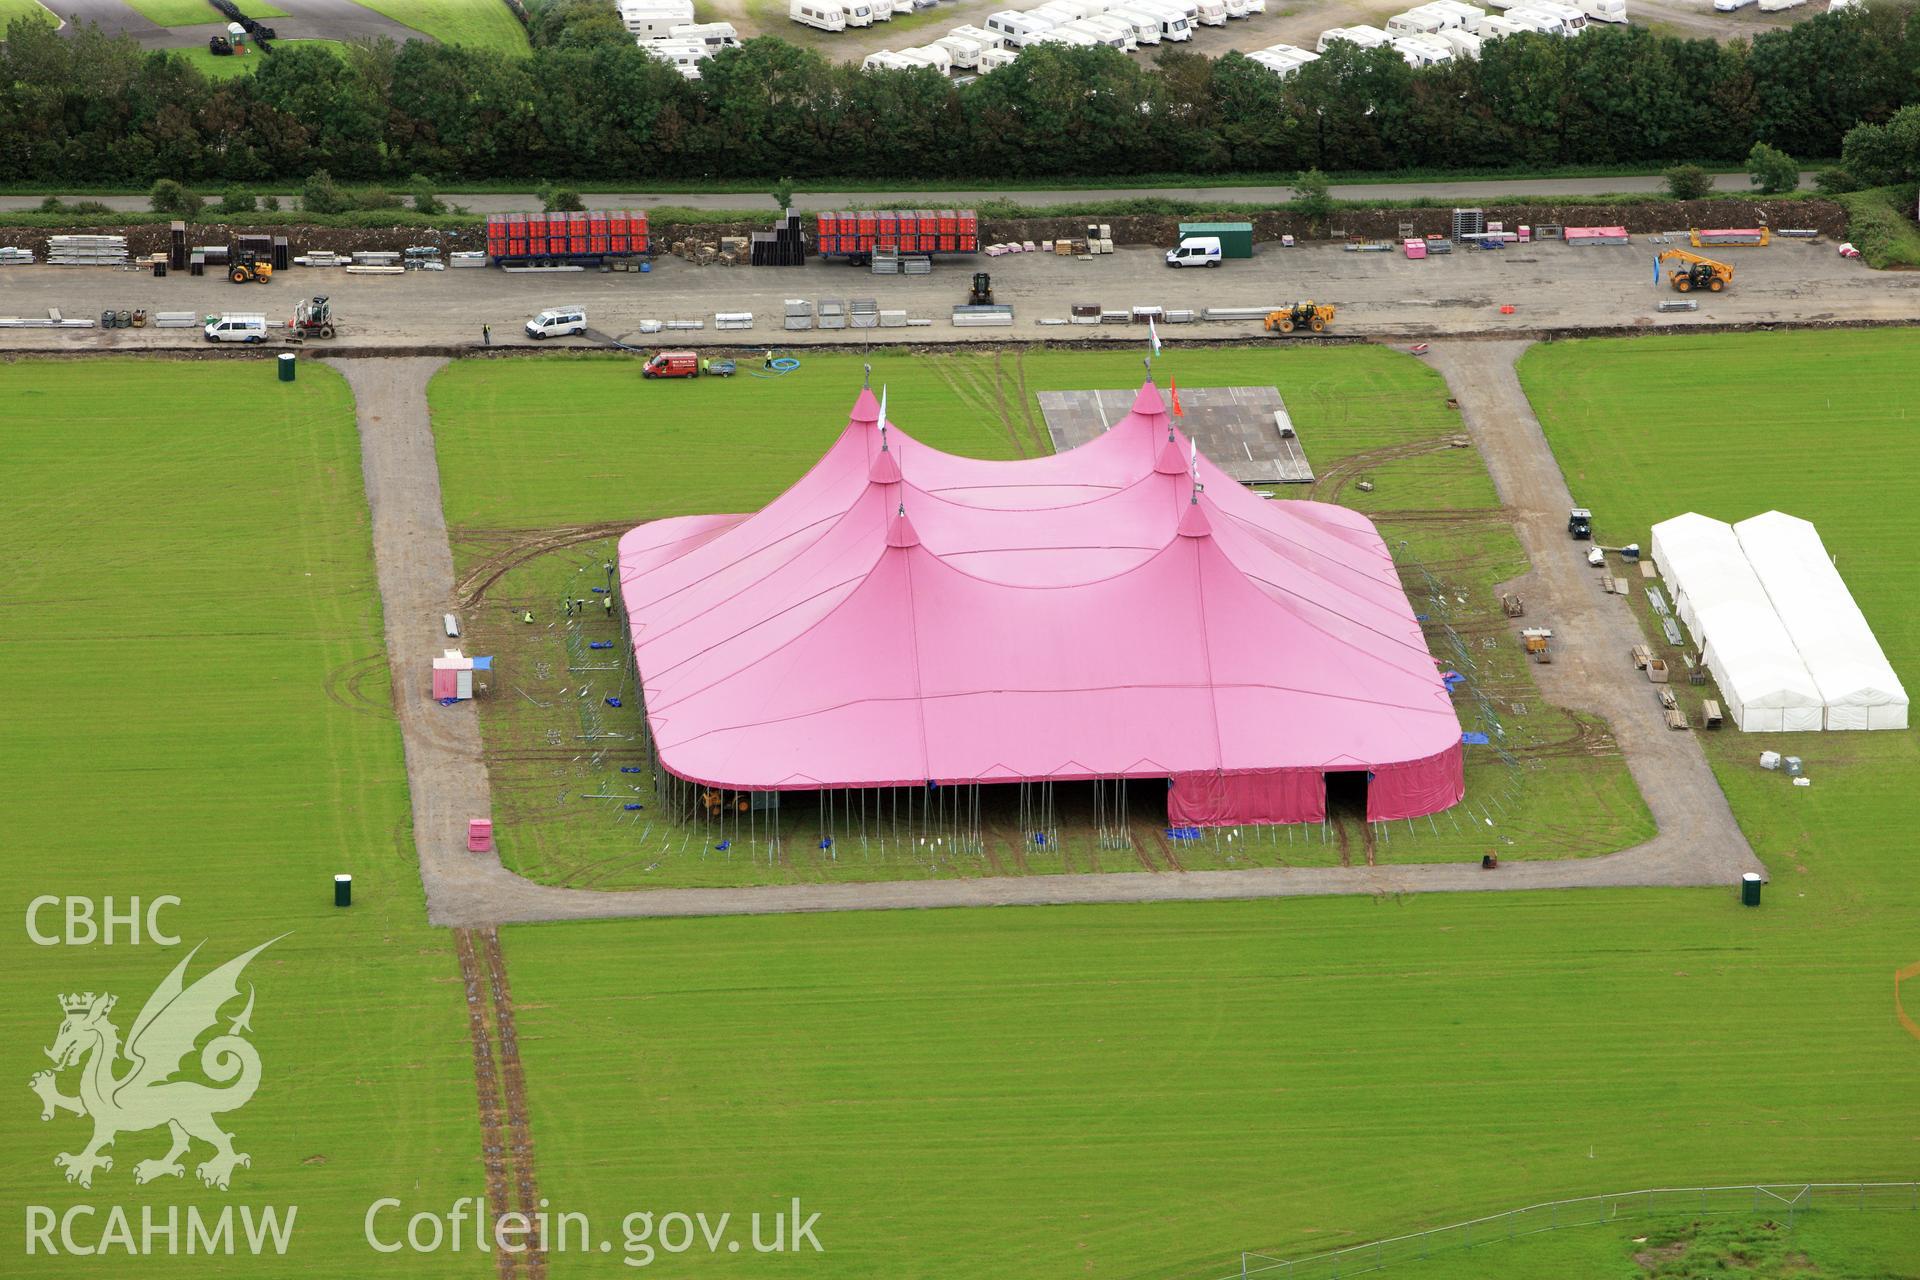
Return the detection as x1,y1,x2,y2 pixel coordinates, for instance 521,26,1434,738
1461,732,1490,745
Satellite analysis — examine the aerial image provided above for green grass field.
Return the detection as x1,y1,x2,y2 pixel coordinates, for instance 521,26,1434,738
0,361,480,1275
125,0,284,25
490,331,1919,1280
430,348,1648,888
348,0,530,54
0,0,57,30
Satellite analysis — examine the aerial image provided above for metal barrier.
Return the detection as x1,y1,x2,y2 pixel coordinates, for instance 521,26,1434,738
1226,1183,1920,1280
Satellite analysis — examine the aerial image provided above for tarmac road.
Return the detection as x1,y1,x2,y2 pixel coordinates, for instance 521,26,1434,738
0,171,1815,215
2,232,1912,356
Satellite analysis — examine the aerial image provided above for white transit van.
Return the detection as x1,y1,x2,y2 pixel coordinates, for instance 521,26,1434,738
1108,8,1162,42
1317,24,1391,50
1165,236,1222,268
204,313,267,343
524,306,587,340
984,10,1057,44
669,21,738,46
790,0,849,30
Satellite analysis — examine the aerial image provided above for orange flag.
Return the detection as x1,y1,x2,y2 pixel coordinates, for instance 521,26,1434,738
1170,378,1183,418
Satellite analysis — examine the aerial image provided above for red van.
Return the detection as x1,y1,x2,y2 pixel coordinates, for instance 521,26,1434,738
642,350,699,379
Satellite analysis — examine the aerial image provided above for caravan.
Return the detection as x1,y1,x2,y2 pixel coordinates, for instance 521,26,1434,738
1193,0,1228,24
979,44,1021,68
1500,7,1566,33
619,0,694,38
898,43,954,71
948,22,1004,48
1469,12,1522,36
1080,14,1140,46
1107,8,1163,43
1393,32,1454,63
668,21,739,47
790,0,850,29
1386,6,1449,34
1138,1,1193,38
1317,24,1392,50
984,9,1058,43
1519,0,1588,32
1583,0,1626,19
1436,26,1482,55
934,31,988,66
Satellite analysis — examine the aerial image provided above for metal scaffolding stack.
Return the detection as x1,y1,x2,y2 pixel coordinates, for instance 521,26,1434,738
47,235,128,266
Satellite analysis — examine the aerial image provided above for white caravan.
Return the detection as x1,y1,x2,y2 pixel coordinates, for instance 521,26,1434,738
1500,7,1565,33
979,45,1021,68
1521,0,1588,32
1138,1,1193,38
1080,14,1140,45
1029,2,1082,24
1436,26,1483,55
619,0,694,38
984,9,1058,44
1193,0,1228,24
1393,32,1454,63
1469,12,1522,35
1427,0,1487,21
1583,0,1626,19
948,23,1004,48
862,49,918,69
898,43,954,71
790,0,850,29
668,21,739,47
1386,7,1449,34
1757,0,1804,10
1221,0,1250,18
1317,24,1392,50
1107,8,1163,43
934,32,987,66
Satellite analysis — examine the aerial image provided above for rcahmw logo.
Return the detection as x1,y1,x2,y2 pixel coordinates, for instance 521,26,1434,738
24,935,298,1258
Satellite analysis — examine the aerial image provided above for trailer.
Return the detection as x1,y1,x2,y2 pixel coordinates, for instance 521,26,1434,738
486,211,649,267
816,209,980,265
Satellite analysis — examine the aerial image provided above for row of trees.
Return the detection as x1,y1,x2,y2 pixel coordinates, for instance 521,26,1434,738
1,7,1917,186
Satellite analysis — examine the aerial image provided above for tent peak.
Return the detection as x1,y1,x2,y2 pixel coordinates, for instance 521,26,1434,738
1131,379,1167,419
1177,483,1212,538
850,386,881,425
868,431,903,484
886,501,920,548
1154,428,1188,475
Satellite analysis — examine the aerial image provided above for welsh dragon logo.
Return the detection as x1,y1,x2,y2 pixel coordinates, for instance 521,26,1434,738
29,938,279,1191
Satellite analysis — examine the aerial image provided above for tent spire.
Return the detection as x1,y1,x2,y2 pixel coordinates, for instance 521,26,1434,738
868,425,903,483
1154,422,1187,475
1177,482,1211,538
886,499,920,548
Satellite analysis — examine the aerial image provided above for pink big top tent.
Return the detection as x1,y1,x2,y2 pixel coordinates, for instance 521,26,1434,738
616,380,1463,826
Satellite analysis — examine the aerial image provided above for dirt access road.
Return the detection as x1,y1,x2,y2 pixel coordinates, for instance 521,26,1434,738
340,350,1759,928
4,234,1913,358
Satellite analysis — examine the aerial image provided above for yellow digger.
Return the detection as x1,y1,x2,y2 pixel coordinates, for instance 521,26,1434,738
228,251,273,284
1265,301,1336,335
1655,248,1733,294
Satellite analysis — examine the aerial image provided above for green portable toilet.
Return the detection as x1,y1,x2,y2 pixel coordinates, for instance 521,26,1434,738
1178,221,1254,259
1740,872,1763,907
278,352,296,382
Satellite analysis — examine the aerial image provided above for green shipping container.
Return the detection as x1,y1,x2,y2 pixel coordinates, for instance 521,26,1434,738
1178,221,1254,259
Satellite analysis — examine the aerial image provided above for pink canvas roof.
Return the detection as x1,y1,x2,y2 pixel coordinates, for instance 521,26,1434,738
618,381,1462,814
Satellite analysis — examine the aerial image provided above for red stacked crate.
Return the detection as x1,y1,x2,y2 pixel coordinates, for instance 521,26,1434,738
815,213,834,256
957,209,978,253
486,215,505,257
632,211,649,255
937,209,956,254
526,214,547,256
875,210,898,251
589,210,609,256
608,210,628,255
568,212,589,254
856,210,876,255
507,214,528,258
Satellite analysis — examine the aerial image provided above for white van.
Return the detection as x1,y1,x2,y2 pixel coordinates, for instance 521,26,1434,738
985,9,1057,44
525,306,587,340
1166,236,1222,268
1317,24,1391,50
1107,7,1162,41
1582,0,1625,18
204,313,267,343
790,0,849,29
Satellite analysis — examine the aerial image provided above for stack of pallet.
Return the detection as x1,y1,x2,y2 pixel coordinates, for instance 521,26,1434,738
750,212,807,267
47,234,128,266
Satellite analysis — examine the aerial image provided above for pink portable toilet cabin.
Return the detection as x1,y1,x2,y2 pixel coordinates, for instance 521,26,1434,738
467,818,493,852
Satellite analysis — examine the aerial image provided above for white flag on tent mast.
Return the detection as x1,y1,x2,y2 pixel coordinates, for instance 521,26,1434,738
1149,316,1162,359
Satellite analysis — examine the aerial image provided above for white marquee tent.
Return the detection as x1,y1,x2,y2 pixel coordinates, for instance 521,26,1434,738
1735,511,1908,731
1650,513,1824,733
